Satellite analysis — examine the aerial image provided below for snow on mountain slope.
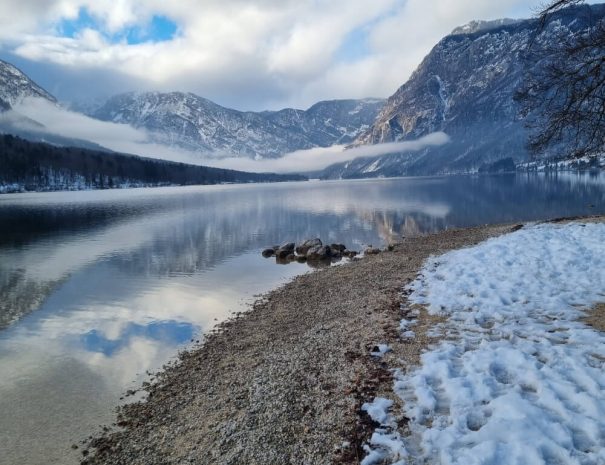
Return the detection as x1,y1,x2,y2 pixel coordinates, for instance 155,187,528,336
93,92,384,158
321,4,605,179
0,60,112,151
0,60,56,109
0,58,382,162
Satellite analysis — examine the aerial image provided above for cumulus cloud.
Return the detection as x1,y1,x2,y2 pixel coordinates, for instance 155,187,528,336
0,0,549,110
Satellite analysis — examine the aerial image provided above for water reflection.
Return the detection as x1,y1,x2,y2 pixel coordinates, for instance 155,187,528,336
0,173,604,465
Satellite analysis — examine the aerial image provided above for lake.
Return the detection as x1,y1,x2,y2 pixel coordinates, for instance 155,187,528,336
1,173,604,465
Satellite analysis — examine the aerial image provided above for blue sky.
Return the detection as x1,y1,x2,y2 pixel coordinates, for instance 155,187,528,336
0,0,567,110
58,8,178,45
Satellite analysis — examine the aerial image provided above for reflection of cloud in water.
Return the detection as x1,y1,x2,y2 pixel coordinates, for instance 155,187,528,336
3,175,605,330
284,182,451,219
1,175,605,465
0,209,184,283
0,251,307,465
0,252,304,390
82,321,197,356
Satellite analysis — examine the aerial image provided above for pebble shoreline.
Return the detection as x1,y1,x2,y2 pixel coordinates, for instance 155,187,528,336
81,221,579,465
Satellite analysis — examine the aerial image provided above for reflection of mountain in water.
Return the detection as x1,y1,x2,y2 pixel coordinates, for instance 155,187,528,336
0,269,61,329
1,174,604,328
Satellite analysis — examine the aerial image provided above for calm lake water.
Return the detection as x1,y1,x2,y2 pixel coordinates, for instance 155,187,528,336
1,173,604,465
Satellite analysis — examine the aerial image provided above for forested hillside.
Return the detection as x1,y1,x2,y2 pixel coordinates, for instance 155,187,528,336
0,135,305,193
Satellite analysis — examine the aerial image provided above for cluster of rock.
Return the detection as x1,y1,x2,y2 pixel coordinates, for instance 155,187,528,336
262,238,358,264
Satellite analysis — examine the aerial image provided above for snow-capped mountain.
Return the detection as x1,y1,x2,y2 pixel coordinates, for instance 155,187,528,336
0,61,114,151
320,4,605,179
450,18,522,36
0,60,56,109
93,92,383,158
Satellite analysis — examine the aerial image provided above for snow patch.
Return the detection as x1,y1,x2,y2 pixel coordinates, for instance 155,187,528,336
362,397,394,425
370,344,391,358
364,222,605,465
361,398,408,465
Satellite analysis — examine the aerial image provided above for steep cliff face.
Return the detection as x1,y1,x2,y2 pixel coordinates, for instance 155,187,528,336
94,92,384,158
322,5,605,178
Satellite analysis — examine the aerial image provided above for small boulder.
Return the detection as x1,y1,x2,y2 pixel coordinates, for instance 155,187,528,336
364,247,380,255
279,242,295,252
276,242,295,259
296,238,322,255
329,247,342,258
277,249,291,259
307,245,332,260
262,248,275,258
330,243,346,252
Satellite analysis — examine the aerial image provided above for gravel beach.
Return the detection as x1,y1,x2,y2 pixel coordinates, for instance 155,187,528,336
81,219,602,465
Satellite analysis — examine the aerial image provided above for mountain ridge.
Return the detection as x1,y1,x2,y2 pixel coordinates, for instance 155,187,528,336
0,59,56,109
319,3,605,179
92,91,384,158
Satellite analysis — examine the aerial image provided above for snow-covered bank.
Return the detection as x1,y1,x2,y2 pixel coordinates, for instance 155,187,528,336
365,222,605,465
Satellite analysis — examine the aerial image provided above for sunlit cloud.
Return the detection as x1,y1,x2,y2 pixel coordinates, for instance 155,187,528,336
0,0,548,109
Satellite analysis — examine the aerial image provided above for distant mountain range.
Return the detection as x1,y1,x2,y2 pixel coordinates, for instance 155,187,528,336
1,3,604,181
92,92,384,158
0,58,384,160
0,61,306,192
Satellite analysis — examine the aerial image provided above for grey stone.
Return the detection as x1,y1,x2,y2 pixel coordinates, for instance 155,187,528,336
261,249,275,258
306,245,331,260
296,238,322,256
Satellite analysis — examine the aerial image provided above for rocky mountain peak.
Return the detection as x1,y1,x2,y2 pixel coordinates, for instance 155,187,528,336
0,60,56,109
320,4,605,179
450,18,523,36
93,92,384,158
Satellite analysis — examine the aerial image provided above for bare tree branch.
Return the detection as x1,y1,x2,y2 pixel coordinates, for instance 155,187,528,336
516,1,605,160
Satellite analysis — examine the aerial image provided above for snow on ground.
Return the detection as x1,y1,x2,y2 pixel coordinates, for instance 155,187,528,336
364,222,605,465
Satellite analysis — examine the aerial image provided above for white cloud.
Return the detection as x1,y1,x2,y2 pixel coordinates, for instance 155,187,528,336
202,132,451,173
8,97,449,174
13,97,148,147
0,0,549,110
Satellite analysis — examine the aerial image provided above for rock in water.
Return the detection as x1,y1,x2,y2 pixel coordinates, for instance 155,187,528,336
307,245,332,260
276,242,295,259
296,238,322,256
262,248,275,258
279,242,295,252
